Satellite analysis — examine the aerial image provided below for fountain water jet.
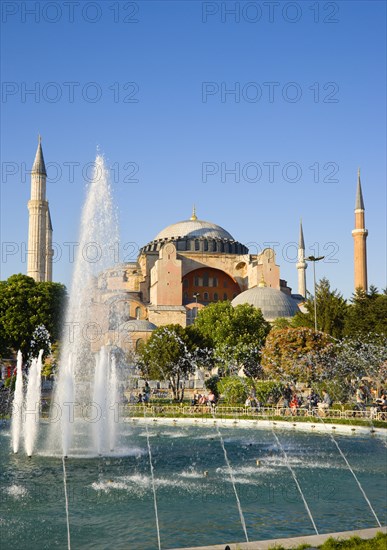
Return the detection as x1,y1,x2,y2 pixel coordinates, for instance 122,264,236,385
11,351,24,453
92,347,109,455
108,354,118,452
210,409,249,542
24,350,43,457
48,155,120,457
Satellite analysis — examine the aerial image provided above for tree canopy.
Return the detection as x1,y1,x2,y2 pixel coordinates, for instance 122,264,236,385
0,274,67,358
261,327,334,383
292,278,348,339
137,324,210,400
344,287,387,337
193,301,271,376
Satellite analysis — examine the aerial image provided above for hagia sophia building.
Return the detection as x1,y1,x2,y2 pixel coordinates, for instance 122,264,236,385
26,139,368,352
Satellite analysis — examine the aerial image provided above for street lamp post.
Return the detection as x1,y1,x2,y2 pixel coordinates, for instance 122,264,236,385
305,255,325,331
193,292,199,305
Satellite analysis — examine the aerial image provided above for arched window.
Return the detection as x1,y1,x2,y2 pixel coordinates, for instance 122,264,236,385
212,277,218,287
203,272,209,286
204,240,208,251
194,275,199,287
135,338,143,350
223,293,228,300
183,278,189,288
195,240,200,251
135,307,141,320
203,292,209,301
214,293,218,301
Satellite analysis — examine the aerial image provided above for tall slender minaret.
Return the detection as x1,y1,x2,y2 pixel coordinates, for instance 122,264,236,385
27,136,52,282
45,208,53,282
296,219,307,298
351,168,368,291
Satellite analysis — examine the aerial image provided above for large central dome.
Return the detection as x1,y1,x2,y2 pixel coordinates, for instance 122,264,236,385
140,208,248,255
155,218,234,241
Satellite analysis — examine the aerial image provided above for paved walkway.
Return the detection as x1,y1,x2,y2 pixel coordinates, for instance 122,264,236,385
172,526,386,550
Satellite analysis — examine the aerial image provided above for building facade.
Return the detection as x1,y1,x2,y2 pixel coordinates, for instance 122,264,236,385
25,141,369,352
93,207,302,351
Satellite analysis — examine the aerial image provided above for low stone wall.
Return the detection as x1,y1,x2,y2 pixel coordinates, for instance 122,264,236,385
171,526,387,550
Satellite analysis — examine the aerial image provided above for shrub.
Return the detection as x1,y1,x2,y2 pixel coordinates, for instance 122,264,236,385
217,376,253,405
4,376,15,390
254,380,284,405
204,375,220,399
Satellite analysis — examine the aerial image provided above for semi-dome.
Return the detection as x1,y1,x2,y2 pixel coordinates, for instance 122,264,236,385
155,218,234,241
231,286,299,321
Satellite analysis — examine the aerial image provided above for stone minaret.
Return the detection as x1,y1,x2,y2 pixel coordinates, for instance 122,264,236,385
296,219,307,298
352,169,368,291
27,136,52,282
45,208,53,282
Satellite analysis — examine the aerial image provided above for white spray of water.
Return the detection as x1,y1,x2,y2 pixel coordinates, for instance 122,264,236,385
93,347,108,454
24,350,43,456
271,429,319,535
210,411,249,543
62,456,71,549
11,351,24,453
48,155,119,456
315,415,382,527
108,355,118,452
60,353,74,457
142,406,161,550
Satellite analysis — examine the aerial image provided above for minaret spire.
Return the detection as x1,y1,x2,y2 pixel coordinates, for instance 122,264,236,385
296,218,307,298
27,137,52,281
352,168,368,291
32,134,47,176
355,168,365,210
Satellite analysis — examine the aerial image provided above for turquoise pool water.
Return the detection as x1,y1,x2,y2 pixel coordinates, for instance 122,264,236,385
1,422,386,549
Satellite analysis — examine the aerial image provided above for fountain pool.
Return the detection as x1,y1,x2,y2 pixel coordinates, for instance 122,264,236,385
1,422,386,549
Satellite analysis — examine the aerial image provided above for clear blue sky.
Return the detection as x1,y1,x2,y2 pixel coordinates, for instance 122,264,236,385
1,0,386,299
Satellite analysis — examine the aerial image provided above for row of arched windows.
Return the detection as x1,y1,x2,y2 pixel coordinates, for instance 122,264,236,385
183,292,237,302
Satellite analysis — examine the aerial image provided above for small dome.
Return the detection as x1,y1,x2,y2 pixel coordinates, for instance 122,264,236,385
231,287,299,321
119,320,157,332
154,219,234,241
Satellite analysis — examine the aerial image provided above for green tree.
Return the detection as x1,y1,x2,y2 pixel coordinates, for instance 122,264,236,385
344,287,387,337
0,274,67,358
137,324,207,401
217,376,253,405
193,301,271,376
271,317,293,330
334,334,387,383
292,278,348,339
261,327,334,383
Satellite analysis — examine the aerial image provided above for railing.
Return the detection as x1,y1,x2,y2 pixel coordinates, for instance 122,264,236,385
123,404,387,423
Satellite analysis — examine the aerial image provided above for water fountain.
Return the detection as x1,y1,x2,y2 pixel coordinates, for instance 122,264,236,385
47,155,120,457
24,350,43,457
11,351,23,454
3,155,386,549
10,349,44,457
